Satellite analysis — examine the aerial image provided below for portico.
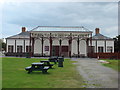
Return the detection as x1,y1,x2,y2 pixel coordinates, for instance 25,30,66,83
29,26,92,57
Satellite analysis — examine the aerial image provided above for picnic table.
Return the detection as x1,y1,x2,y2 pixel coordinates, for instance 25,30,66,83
40,60,54,68
25,62,49,74
48,56,58,64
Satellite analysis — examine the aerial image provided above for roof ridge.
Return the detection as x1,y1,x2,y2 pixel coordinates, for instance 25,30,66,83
37,26,84,28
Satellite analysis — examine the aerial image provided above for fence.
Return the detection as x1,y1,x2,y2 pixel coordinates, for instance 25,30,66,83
88,52,120,59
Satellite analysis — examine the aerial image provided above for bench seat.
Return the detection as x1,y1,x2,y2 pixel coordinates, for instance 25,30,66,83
43,67,49,70
25,66,49,74
42,67,49,73
25,66,32,70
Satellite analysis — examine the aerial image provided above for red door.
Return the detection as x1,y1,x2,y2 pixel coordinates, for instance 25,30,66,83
52,46,59,56
61,46,68,57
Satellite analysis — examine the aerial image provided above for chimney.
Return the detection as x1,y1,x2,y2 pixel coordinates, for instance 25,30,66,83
95,28,100,35
22,27,26,32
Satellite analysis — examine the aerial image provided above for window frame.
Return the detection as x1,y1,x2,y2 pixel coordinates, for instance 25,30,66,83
98,46,104,53
17,45,22,53
107,46,113,53
26,46,31,52
8,45,14,53
45,46,49,51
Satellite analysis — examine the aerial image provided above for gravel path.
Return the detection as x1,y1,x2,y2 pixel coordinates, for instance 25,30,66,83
71,58,118,88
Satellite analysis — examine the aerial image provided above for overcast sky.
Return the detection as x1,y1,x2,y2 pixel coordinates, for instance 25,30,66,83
1,2,118,38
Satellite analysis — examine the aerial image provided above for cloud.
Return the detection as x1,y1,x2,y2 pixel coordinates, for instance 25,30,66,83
2,2,118,38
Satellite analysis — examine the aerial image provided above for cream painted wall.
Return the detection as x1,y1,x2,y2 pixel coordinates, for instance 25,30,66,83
16,39,24,52
71,40,77,55
7,39,30,52
53,39,59,45
7,36,114,57
79,40,87,56
106,40,114,52
7,39,15,52
92,40,96,52
34,39,42,54
62,39,68,45
94,40,105,52
25,39,29,52
91,40,114,53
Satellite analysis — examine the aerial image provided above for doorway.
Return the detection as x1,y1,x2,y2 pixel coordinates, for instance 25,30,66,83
52,45,69,57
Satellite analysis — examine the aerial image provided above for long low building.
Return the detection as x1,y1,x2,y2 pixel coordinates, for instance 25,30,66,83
5,26,114,57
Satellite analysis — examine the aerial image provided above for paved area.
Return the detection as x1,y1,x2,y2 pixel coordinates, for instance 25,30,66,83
71,58,118,88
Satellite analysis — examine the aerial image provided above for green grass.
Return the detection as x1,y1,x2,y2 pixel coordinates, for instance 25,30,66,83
101,59,120,72
0,57,2,89
2,57,84,88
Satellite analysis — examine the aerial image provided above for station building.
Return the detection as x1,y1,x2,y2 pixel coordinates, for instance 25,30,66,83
6,26,114,57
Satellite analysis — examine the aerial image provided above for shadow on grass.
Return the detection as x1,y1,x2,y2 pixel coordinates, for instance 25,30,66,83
25,71,51,75
50,68,56,69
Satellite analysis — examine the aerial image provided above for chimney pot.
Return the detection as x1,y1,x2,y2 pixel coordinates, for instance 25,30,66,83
22,27,26,32
95,28,100,35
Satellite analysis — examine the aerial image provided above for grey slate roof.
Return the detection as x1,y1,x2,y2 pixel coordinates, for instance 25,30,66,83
6,26,113,40
92,33,113,40
6,26,92,39
6,31,30,39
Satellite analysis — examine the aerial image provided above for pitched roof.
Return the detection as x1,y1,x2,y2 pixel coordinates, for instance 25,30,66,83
30,26,92,32
6,31,30,39
92,33,113,40
6,26,92,39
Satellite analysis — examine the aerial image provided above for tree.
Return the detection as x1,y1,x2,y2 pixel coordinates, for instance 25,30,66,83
113,35,120,52
0,39,6,51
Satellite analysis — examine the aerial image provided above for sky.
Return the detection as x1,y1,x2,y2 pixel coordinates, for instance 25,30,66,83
1,1,118,39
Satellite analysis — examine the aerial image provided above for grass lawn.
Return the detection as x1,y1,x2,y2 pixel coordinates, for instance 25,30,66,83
101,59,120,72
2,57,84,88
0,57,2,89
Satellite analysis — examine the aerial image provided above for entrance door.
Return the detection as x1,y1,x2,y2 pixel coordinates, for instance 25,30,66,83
61,46,68,57
52,45,69,57
52,46,59,56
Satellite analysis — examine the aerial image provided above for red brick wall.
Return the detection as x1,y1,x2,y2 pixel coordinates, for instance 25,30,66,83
88,52,120,59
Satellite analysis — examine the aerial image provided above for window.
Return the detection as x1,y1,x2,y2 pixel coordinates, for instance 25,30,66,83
26,46,31,52
45,46,49,51
8,45,13,52
107,46,113,52
17,46,22,53
98,47,103,53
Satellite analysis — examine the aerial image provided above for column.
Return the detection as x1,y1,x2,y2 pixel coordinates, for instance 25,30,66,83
41,37,44,56
77,38,79,57
86,38,89,57
96,40,97,53
90,33,92,57
15,40,16,53
29,33,32,56
6,39,7,52
32,37,35,56
59,39,62,56
24,40,25,53
68,38,72,58
50,33,52,56
104,40,106,53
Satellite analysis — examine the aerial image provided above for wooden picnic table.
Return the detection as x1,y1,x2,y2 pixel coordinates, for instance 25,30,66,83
48,56,58,64
25,62,49,74
40,60,54,68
